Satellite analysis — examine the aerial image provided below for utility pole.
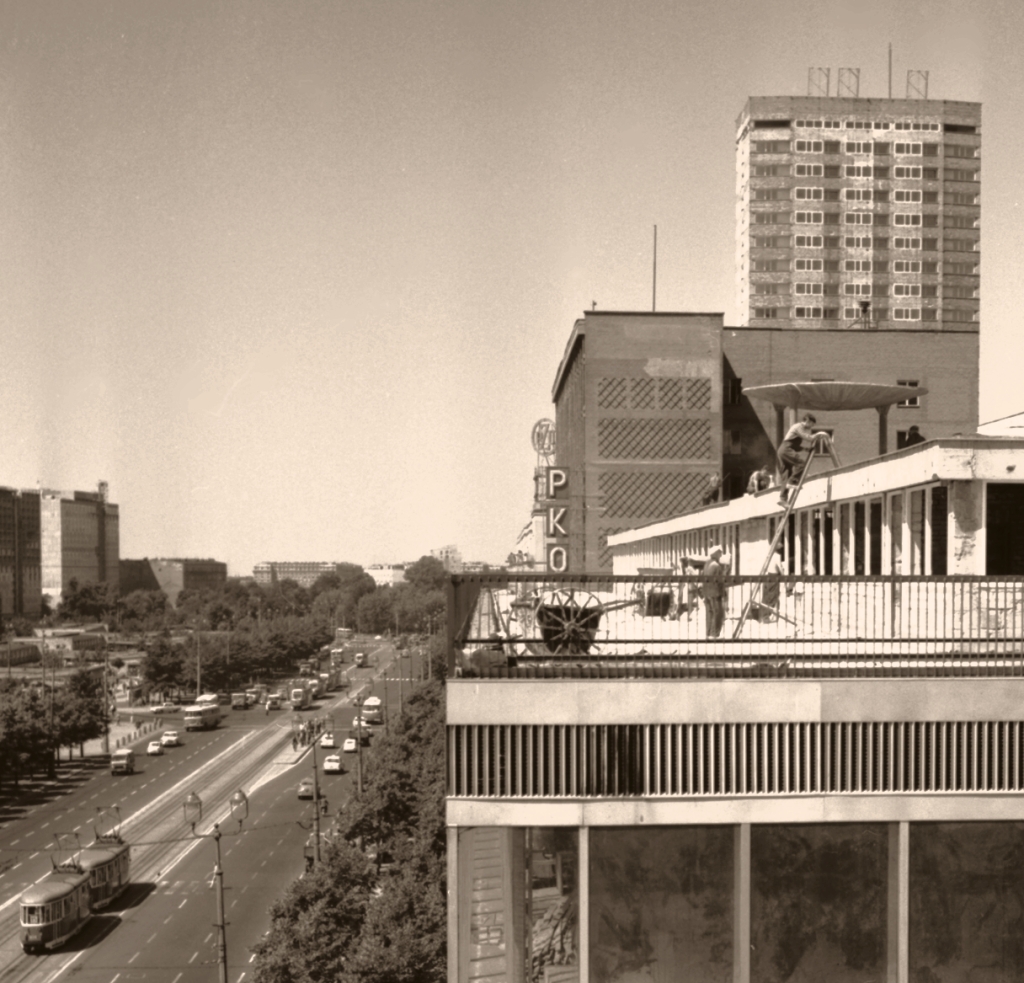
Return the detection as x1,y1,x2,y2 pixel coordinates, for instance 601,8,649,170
355,709,363,794
102,641,110,754
311,739,322,864
398,654,403,717
212,826,229,983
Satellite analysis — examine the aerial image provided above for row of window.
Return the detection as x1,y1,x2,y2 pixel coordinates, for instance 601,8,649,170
772,258,976,275
754,234,979,255
777,212,978,229
777,187,979,204
778,283,975,299
790,118,951,131
754,140,978,158
753,306,978,322
757,164,978,180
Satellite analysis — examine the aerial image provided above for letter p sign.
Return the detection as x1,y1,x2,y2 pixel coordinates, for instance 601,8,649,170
546,468,568,499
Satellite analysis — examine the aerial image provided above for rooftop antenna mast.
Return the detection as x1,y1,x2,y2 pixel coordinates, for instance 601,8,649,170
888,43,892,98
652,225,657,312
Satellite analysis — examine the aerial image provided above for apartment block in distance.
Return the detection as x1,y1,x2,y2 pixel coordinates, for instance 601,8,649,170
119,558,228,607
252,561,339,589
0,488,41,618
737,95,980,331
40,482,119,602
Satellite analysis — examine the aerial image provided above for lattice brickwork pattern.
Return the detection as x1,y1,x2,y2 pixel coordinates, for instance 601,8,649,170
597,526,626,570
598,471,707,518
597,377,711,411
598,419,712,460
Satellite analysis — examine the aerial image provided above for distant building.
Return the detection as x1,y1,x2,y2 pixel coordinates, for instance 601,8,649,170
252,561,339,588
40,482,119,603
119,558,228,607
367,564,406,588
0,487,41,618
431,545,464,573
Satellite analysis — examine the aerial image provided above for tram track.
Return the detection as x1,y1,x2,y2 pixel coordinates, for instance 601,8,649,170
0,721,296,983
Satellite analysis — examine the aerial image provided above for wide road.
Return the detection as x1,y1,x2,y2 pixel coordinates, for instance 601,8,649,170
0,639,410,983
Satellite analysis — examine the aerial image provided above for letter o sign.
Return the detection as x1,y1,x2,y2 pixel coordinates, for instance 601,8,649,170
547,546,568,572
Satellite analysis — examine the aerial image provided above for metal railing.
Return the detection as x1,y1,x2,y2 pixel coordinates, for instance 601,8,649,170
447,573,1024,680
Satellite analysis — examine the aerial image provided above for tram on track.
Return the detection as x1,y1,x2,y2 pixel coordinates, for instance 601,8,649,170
20,832,131,953
183,702,221,730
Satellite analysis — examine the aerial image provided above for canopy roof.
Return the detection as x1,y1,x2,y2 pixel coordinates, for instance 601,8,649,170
743,381,929,412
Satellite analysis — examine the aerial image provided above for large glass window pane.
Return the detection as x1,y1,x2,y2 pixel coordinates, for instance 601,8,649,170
910,822,1024,981
590,826,733,983
751,824,887,983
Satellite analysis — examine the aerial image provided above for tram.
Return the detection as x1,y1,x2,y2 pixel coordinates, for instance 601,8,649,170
183,702,221,731
20,832,131,953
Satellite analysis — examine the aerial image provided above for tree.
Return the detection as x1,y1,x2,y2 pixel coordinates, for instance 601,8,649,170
58,579,116,622
356,591,394,635
402,556,447,594
119,590,169,631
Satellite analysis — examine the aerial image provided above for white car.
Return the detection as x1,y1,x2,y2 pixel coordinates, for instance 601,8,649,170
323,754,343,773
151,702,179,714
374,635,382,640
320,733,337,749
146,740,163,756
160,731,180,747
342,737,358,753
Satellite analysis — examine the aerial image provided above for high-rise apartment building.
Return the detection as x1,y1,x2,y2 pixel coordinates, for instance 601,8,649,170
737,96,981,331
40,483,119,602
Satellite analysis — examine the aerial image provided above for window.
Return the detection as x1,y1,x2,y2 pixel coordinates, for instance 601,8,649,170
846,141,873,154
844,283,872,295
922,261,938,274
845,212,874,225
893,237,921,249
752,283,785,295
922,191,939,204
823,212,841,225
794,258,823,271
893,308,922,321
795,282,823,295
795,211,823,224
845,120,873,129
794,163,823,176
923,167,939,179
894,189,922,202
894,213,922,226
945,215,978,229
947,192,978,205
753,141,790,153
795,140,823,153
894,121,941,131
823,259,840,272
752,213,783,224
944,143,978,158
844,235,872,248
823,141,841,153
754,188,787,200
897,380,920,406
921,285,938,298
893,260,921,273
824,236,842,248
944,285,977,299
845,164,874,177
893,283,922,296
844,306,870,319
894,165,922,178
943,309,976,322
945,167,979,182
920,308,938,320
726,378,743,405
872,237,889,250
824,165,842,178
753,307,782,319
844,259,875,272
795,187,823,200
945,261,977,275
794,306,823,318
894,142,922,155
753,259,783,271
922,238,939,250
754,165,783,176
845,188,873,201
944,237,977,252
754,235,790,248
794,234,823,247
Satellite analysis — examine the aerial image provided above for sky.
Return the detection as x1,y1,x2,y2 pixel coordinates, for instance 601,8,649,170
1,0,1021,577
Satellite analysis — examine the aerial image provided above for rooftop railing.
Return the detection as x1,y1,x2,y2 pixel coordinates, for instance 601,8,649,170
447,573,1024,680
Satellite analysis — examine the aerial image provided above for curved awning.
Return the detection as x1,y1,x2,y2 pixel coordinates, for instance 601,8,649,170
743,381,929,411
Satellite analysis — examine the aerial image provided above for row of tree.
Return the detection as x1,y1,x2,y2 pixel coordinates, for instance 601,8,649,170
253,642,446,983
0,669,109,789
50,555,450,639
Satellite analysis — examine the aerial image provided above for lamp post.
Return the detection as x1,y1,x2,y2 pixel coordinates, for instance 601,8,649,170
183,788,249,983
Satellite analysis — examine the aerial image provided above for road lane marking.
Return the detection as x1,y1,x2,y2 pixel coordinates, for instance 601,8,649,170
11,839,19,845
41,822,50,828
111,975,120,983
73,825,81,831
205,933,213,943
190,952,199,963
179,899,188,908
164,915,174,924
172,975,182,983
29,853,39,859
237,974,245,982
128,952,139,964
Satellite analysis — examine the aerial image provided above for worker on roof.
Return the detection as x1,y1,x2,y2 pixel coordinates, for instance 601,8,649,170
778,413,828,506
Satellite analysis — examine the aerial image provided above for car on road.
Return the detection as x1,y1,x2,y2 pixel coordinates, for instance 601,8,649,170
354,652,367,667
297,778,316,799
151,702,179,714
342,737,358,753
161,731,181,747
323,754,343,774
146,740,163,756
374,635,382,640
265,696,281,710
320,733,337,749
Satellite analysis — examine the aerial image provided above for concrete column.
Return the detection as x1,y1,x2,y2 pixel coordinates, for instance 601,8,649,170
447,826,459,983
886,821,909,983
949,480,985,574
733,823,751,983
579,827,589,983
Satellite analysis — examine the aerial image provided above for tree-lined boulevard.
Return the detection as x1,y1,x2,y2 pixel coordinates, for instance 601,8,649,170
0,637,435,983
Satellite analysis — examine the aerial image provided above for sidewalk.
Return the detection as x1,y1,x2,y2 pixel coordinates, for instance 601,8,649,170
80,713,168,757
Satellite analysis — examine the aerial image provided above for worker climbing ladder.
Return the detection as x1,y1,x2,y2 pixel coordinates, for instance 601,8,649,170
733,431,840,638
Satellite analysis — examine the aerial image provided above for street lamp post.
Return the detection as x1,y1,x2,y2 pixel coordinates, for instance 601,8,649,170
183,789,249,983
